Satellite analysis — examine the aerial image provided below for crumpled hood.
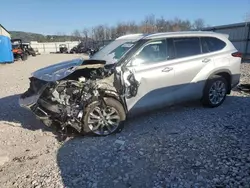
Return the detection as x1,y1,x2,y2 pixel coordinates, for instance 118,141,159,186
32,58,84,82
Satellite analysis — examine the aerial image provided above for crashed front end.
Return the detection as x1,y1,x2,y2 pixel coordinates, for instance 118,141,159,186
19,58,126,135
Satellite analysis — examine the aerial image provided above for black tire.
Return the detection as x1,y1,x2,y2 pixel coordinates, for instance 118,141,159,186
21,53,28,61
82,98,126,136
202,75,228,108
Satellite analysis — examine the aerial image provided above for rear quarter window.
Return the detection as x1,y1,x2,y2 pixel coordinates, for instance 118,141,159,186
201,37,226,53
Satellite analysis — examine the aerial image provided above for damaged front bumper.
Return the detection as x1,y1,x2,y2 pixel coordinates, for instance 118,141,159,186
19,77,51,121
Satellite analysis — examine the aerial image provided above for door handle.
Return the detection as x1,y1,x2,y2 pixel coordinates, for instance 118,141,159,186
202,58,211,63
162,67,173,72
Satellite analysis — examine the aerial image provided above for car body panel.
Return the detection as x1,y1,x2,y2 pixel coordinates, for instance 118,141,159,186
165,53,214,103
32,58,84,82
125,60,175,114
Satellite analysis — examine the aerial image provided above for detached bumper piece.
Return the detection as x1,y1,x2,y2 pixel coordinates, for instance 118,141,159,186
19,94,40,109
237,84,250,93
19,77,50,117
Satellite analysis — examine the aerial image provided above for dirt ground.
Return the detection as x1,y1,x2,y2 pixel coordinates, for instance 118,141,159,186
0,54,250,188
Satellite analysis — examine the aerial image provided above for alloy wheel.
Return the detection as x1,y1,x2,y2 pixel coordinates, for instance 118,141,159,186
87,105,121,135
209,80,226,105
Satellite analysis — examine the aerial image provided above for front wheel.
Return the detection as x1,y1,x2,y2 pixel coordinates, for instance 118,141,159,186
202,75,228,108
83,98,126,136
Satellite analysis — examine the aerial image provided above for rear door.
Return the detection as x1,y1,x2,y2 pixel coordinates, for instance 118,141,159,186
124,39,176,115
167,37,214,103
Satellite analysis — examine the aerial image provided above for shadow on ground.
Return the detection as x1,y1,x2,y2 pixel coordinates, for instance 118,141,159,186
0,94,49,131
57,95,250,188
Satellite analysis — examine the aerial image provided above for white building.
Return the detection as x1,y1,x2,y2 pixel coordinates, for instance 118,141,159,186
0,24,10,38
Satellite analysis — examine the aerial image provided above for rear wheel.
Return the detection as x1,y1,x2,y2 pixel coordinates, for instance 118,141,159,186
83,98,126,136
202,75,228,107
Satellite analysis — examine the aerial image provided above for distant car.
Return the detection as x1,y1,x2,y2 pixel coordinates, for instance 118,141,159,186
59,44,68,53
19,32,241,137
70,45,88,54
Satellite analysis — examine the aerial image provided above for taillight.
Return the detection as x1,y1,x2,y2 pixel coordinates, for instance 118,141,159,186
232,52,242,58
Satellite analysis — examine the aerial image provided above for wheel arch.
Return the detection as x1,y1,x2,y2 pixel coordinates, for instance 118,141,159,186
102,90,128,113
206,69,232,94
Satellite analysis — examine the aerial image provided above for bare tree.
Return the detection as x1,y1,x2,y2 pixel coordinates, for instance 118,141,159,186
141,14,157,33
156,16,167,32
72,29,82,40
92,25,105,41
104,25,111,40
127,21,139,33
82,28,89,39
116,22,127,37
193,18,205,30
73,16,206,41
110,27,117,39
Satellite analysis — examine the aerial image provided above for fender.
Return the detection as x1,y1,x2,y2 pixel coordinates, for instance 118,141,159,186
102,89,128,113
204,68,232,93
207,69,232,78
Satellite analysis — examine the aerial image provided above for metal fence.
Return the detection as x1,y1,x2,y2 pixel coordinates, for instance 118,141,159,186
202,22,250,58
30,41,80,54
29,39,114,54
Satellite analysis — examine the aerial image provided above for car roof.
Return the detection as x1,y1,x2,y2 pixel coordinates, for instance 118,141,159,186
116,33,145,40
143,31,229,39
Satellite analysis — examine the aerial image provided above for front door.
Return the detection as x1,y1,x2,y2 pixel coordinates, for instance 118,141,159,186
123,39,176,115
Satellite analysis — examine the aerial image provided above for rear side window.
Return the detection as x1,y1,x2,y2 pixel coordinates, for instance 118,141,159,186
173,37,201,58
201,37,226,53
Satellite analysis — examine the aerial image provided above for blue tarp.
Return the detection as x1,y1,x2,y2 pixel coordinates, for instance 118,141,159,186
0,35,14,64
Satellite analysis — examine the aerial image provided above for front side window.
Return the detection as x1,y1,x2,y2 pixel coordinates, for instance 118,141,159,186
132,39,167,65
201,37,226,53
173,37,201,58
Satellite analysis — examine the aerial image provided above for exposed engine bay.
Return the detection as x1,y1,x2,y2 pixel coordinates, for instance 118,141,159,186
19,59,140,138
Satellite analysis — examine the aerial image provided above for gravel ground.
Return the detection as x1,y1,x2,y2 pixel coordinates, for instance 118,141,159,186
0,55,250,188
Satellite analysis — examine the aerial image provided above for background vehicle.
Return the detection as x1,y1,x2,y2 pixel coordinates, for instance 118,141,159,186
33,47,41,55
70,42,100,55
59,44,68,53
23,43,36,56
11,39,28,61
19,32,241,137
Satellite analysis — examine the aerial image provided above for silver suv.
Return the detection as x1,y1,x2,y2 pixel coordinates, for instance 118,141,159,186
19,31,241,137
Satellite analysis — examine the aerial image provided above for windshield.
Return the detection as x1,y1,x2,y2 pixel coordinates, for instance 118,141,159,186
12,41,21,49
90,39,139,64
12,44,20,49
109,42,135,60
